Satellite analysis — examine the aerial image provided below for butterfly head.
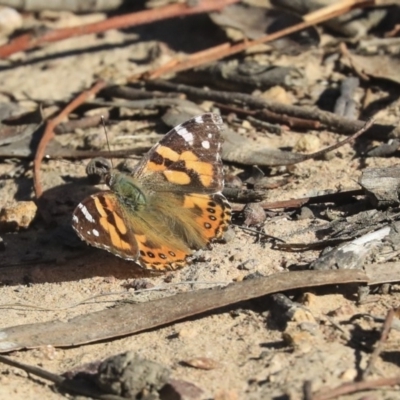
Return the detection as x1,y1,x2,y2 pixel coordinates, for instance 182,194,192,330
85,157,112,185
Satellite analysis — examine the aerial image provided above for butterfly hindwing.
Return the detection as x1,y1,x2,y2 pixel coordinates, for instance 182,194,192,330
72,192,139,260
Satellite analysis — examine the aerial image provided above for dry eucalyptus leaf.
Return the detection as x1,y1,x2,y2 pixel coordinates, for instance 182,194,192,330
341,52,400,85
210,3,319,54
0,270,367,352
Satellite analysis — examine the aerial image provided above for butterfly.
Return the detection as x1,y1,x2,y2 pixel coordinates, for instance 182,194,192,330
72,113,231,271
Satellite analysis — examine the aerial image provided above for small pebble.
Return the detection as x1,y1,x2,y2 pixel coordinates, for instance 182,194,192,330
177,328,198,339
160,378,203,400
294,134,321,153
243,203,266,226
0,201,37,231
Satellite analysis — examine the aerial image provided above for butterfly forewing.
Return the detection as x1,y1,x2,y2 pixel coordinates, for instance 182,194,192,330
134,113,225,194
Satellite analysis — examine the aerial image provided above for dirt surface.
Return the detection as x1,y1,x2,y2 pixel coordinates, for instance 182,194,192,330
1,5,400,400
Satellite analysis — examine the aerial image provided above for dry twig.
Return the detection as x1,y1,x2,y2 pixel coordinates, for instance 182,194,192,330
312,375,400,400
257,189,364,211
0,0,238,58
33,80,106,198
363,308,396,378
146,80,397,138
142,0,375,79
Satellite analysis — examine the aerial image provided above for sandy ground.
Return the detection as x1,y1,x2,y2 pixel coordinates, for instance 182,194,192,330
0,9,400,400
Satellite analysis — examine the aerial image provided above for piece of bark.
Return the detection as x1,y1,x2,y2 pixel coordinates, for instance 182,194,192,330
175,60,303,92
360,166,400,208
365,139,400,158
310,226,391,271
0,270,367,352
316,208,399,242
364,261,400,285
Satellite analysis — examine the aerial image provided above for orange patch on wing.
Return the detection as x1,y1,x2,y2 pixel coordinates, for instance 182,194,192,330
183,194,230,241
135,235,189,270
180,151,214,188
136,234,147,243
99,216,131,250
147,149,213,187
163,170,191,185
93,196,108,218
113,213,128,235
147,161,167,172
94,196,128,235
195,214,219,240
180,151,199,162
199,173,213,188
93,196,130,251
138,240,190,271
183,194,198,209
188,161,213,187
157,145,180,162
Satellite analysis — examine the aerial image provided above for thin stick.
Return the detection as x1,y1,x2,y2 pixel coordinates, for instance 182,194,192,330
363,308,395,378
143,0,374,79
312,375,400,400
146,80,392,138
33,80,106,198
0,0,238,58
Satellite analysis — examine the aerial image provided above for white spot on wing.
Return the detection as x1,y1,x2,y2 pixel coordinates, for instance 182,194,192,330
92,229,100,237
72,215,79,223
201,140,210,149
207,133,213,138
176,125,194,145
78,203,95,223
195,115,204,123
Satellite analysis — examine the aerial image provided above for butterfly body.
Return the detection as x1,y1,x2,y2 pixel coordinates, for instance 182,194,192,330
72,113,231,271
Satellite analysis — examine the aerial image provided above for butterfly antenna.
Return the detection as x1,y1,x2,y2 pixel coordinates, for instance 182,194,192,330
101,115,114,169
